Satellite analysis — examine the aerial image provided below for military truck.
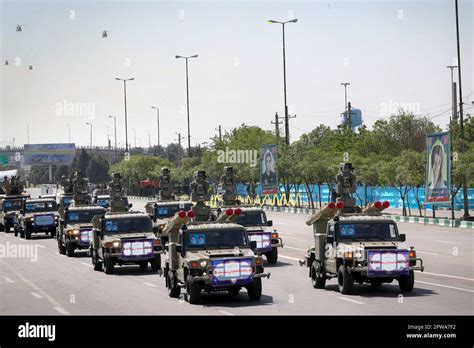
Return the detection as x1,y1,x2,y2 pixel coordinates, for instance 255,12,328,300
0,175,29,233
57,174,75,209
163,221,270,304
89,173,162,274
300,163,424,294
17,198,59,239
56,172,106,257
213,167,283,264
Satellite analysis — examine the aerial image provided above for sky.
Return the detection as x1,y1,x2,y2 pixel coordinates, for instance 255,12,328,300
0,0,473,148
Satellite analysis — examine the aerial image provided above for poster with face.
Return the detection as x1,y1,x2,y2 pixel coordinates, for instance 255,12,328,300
425,132,450,204
260,145,278,195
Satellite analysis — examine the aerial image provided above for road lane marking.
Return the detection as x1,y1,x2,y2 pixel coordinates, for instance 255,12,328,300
284,246,306,252
31,292,43,299
218,310,235,316
1,261,70,315
80,262,93,268
337,297,365,305
278,254,301,262
416,281,474,293
417,251,440,256
435,240,460,244
421,272,474,282
53,306,69,315
3,277,14,283
143,282,159,288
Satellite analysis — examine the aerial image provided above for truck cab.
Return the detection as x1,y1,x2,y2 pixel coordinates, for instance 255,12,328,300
18,198,59,239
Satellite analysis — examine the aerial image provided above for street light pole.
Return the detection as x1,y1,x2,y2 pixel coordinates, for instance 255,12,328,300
454,0,469,218
115,77,135,153
176,55,198,156
108,115,117,159
132,128,137,149
67,124,71,143
151,106,160,148
268,18,297,146
86,122,92,147
147,132,151,148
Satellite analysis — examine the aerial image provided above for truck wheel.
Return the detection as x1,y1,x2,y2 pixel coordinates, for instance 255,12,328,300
398,271,415,292
25,226,32,240
186,277,202,304
20,227,25,239
50,228,56,238
104,255,115,275
150,256,161,272
92,249,103,271
247,277,262,301
167,271,180,298
337,265,354,295
0,223,4,232
228,287,241,298
266,248,278,265
5,221,12,233
58,238,66,255
138,261,148,271
66,242,75,257
311,261,326,289
14,225,19,237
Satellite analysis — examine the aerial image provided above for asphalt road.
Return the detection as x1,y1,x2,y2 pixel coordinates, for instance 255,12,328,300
0,191,472,315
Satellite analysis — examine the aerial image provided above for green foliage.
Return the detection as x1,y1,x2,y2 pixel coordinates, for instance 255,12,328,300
86,154,110,184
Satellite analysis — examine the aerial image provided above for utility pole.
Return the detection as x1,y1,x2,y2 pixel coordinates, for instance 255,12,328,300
271,112,283,143
218,125,222,141
175,132,185,166
151,106,160,148
454,0,469,218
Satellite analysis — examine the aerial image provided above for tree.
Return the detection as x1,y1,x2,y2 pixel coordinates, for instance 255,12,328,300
86,154,110,184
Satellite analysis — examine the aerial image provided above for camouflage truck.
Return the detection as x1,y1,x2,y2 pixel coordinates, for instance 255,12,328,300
300,163,424,294
17,198,59,239
89,173,163,274
0,175,29,233
212,167,283,264
163,221,270,304
56,172,106,257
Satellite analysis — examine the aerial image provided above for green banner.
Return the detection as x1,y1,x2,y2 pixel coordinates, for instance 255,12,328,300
0,155,9,165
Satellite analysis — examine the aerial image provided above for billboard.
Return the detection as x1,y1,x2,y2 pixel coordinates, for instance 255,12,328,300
260,144,278,195
425,132,450,204
24,143,76,166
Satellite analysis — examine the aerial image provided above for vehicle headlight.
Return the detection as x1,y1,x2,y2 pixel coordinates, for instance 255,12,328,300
344,251,353,260
112,240,121,248
354,252,363,259
68,229,80,236
199,260,208,268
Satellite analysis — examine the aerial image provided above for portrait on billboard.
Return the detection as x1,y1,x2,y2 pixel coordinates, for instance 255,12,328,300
260,145,278,195
425,132,450,204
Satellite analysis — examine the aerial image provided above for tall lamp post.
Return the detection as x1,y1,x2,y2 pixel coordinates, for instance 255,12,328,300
115,77,135,152
446,65,458,125
175,54,198,156
268,18,298,146
341,82,351,113
151,106,160,148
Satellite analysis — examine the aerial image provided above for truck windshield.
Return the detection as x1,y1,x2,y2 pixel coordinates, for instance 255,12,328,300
95,198,110,208
234,211,267,227
336,222,398,241
105,218,152,233
155,203,192,218
185,229,247,249
66,209,104,224
26,201,57,213
3,199,23,211
61,196,73,208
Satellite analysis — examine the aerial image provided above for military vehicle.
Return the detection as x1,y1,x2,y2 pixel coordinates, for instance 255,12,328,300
90,173,162,274
56,172,106,257
144,167,193,242
17,198,59,239
0,175,29,233
163,221,270,304
161,169,270,304
300,163,424,294
213,167,283,264
57,174,75,209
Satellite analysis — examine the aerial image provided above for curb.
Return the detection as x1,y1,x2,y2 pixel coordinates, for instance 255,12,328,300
260,206,474,230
